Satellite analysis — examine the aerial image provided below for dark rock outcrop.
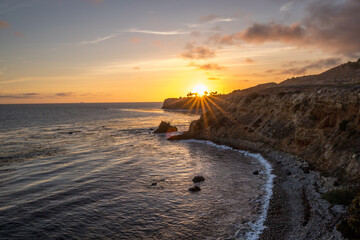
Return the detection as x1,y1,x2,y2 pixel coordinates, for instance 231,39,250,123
192,175,205,183
153,121,178,133
188,186,201,192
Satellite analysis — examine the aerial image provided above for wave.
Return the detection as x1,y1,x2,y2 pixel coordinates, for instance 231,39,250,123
182,139,275,240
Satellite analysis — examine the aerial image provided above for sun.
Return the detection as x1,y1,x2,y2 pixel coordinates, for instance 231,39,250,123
192,84,208,96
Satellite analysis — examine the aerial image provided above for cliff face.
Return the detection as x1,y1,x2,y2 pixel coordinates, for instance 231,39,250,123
162,95,225,113
180,60,360,183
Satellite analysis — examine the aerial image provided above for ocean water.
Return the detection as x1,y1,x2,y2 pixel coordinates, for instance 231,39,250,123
0,103,273,240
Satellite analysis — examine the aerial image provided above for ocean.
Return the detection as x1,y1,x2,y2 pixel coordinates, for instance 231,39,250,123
0,103,273,240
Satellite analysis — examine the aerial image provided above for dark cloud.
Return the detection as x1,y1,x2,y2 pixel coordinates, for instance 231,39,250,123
0,20,9,29
189,62,225,71
208,77,220,80
181,43,216,59
0,93,39,99
281,57,342,75
208,0,360,56
241,22,305,44
55,92,74,97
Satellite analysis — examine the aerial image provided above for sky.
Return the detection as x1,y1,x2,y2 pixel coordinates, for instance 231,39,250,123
0,0,359,103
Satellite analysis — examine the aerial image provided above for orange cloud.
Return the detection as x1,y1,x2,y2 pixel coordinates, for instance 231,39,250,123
189,62,225,71
14,32,24,37
181,43,216,59
245,58,254,63
0,20,10,29
208,77,220,80
130,37,142,43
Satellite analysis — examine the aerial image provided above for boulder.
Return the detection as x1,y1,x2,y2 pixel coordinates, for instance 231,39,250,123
188,186,201,192
192,175,205,183
153,121,178,133
253,171,259,175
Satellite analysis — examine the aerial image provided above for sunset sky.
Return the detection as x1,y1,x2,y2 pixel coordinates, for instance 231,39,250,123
0,0,359,103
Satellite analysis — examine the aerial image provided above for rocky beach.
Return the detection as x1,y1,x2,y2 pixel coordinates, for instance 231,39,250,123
164,59,360,239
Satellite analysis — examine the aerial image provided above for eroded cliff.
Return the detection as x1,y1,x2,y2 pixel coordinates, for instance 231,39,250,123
177,60,360,183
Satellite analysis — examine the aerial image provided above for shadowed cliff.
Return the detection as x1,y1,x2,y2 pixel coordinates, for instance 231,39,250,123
167,59,360,183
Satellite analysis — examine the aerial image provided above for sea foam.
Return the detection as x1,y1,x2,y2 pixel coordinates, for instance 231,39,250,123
183,139,275,240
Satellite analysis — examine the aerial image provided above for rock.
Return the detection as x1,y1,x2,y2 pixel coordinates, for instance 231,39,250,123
192,175,205,183
253,171,259,175
153,121,178,133
285,170,292,176
302,167,310,174
188,186,201,192
68,131,74,134
151,182,157,186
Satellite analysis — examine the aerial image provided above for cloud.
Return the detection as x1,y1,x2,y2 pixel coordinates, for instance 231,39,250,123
0,20,9,29
73,34,117,46
0,93,39,99
199,14,219,23
55,92,73,97
245,58,254,63
127,28,188,35
199,14,235,24
14,31,24,37
130,37,142,43
241,22,305,44
133,66,141,70
208,0,360,56
281,57,342,75
280,1,295,12
208,77,220,80
181,43,216,59
189,62,225,71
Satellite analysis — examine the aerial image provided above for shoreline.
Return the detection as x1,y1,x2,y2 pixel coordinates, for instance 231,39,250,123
187,137,345,239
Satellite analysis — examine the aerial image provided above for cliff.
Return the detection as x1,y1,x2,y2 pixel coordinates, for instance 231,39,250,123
162,95,225,113
172,59,360,183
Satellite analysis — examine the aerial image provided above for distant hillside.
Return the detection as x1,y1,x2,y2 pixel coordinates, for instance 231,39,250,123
279,58,360,86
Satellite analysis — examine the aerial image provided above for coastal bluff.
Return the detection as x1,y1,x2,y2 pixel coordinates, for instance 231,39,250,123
165,59,360,183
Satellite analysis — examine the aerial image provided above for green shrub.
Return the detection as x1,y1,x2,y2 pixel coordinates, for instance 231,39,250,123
322,189,358,206
348,194,360,235
337,194,360,238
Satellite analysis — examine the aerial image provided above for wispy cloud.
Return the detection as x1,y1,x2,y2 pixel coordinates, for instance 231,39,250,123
280,1,295,12
14,31,24,37
181,43,216,59
73,34,118,46
126,28,189,35
0,20,9,29
0,92,39,99
199,14,236,24
189,62,226,71
280,57,342,75
0,2,37,14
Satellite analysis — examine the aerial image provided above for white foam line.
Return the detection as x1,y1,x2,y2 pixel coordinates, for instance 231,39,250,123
182,139,275,240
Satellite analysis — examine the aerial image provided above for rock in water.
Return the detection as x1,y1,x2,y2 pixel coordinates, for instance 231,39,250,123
188,186,201,192
192,175,205,183
153,121,178,133
253,171,259,175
